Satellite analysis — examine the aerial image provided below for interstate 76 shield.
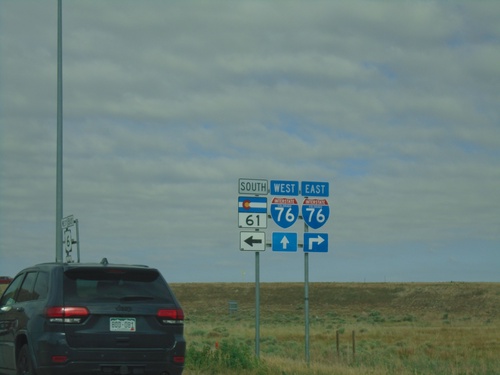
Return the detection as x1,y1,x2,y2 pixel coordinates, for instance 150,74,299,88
270,197,299,229
301,198,329,229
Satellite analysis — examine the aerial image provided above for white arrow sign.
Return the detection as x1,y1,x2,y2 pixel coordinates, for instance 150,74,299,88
280,236,290,250
240,231,266,251
308,235,325,249
272,232,298,252
304,233,328,252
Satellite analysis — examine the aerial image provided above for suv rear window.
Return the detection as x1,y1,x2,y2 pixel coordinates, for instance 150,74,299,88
63,267,174,304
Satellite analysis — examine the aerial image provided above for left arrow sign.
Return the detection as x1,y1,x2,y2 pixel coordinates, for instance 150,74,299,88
245,236,262,247
240,232,266,251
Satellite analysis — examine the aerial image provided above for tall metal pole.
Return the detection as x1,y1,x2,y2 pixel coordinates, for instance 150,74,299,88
55,0,63,262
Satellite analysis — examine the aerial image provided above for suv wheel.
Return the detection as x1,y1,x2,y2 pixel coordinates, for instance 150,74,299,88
17,344,36,375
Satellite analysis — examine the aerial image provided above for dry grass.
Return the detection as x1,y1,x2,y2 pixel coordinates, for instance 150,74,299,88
171,282,500,374
172,282,500,319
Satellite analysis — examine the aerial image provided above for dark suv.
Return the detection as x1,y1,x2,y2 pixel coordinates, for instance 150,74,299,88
0,260,185,375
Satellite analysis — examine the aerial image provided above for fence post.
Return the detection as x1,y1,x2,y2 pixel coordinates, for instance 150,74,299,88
336,330,340,357
352,330,356,362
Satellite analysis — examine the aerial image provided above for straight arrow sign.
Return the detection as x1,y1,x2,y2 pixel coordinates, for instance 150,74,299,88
281,236,289,249
272,232,298,252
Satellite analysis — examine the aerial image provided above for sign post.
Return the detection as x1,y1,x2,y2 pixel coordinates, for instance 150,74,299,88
301,182,329,367
255,251,260,358
238,182,269,359
238,178,331,365
304,222,310,366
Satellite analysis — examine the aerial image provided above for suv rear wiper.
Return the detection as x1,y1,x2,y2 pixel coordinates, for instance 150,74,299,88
119,296,155,302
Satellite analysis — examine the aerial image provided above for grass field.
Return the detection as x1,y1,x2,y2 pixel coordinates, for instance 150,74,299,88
171,282,500,375
2,282,499,374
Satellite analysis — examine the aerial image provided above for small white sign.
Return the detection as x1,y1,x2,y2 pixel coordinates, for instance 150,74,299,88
239,178,268,195
64,229,72,252
61,215,75,229
238,213,267,228
240,232,266,251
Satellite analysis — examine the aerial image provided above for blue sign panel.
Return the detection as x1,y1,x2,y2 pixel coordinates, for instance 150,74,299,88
301,181,329,197
302,198,330,229
272,232,298,252
304,233,328,253
238,196,267,213
270,180,299,196
270,197,299,228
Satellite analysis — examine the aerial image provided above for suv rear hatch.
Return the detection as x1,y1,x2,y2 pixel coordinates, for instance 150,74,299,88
59,266,183,351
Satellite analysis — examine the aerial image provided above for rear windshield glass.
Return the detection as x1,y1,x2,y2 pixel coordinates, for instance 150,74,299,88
63,267,173,304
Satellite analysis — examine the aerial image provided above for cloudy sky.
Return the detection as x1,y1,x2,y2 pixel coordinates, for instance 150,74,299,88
1,1,499,283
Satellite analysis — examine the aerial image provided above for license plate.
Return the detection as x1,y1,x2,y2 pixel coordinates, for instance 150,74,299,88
110,317,136,332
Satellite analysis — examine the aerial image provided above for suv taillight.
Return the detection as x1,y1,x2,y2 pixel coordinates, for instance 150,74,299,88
46,306,89,323
157,308,184,324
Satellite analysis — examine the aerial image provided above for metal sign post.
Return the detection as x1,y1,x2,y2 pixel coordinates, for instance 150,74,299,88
255,251,260,359
238,180,269,359
304,222,310,366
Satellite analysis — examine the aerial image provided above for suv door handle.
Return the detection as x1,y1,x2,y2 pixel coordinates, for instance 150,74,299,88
16,307,24,312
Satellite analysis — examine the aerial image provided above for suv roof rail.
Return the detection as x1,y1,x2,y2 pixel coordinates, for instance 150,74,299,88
100,258,109,265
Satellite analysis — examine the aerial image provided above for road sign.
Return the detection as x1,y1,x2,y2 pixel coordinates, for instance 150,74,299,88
240,232,266,251
270,197,299,228
238,196,267,228
303,233,328,252
270,180,299,196
239,178,268,195
302,198,330,229
301,181,329,197
238,196,267,213
61,215,75,228
64,229,72,252
272,232,298,252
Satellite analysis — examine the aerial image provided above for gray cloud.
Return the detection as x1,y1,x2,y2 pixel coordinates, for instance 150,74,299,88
1,1,499,282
